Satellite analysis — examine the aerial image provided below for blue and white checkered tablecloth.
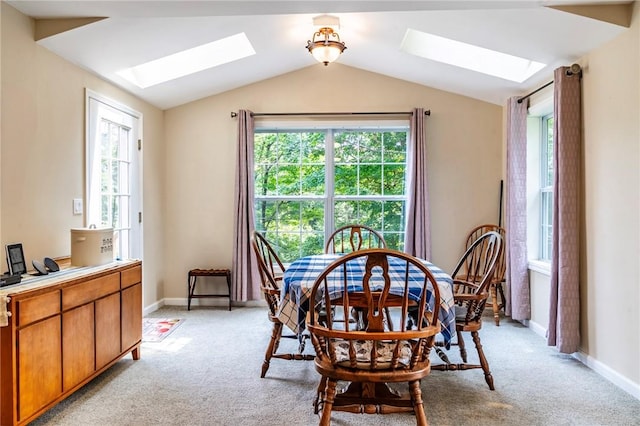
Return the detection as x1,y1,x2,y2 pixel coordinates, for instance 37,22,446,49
277,253,456,347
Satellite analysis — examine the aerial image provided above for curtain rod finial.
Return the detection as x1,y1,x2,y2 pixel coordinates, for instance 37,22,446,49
566,63,582,77
230,111,238,118
425,110,431,116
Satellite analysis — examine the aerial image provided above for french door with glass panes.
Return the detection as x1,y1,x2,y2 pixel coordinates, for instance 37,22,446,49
86,91,142,261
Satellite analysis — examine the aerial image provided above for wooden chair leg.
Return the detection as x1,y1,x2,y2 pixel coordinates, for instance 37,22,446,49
457,330,468,363
490,284,501,326
409,380,428,426
314,375,327,414
497,282,506,312
471,330,494,390
319,378,337,426
261,321,283,378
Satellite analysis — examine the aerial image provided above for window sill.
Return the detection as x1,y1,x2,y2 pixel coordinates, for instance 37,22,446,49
528,260,551,276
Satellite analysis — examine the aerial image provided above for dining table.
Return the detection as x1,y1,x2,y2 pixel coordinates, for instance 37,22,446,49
277,252,456,348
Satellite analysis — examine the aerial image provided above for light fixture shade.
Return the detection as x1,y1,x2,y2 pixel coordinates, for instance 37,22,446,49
310,43,343,65
306,27,346,66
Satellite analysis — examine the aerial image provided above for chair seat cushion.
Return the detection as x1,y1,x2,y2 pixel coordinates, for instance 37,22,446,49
331,339,412,369
454,304,469,321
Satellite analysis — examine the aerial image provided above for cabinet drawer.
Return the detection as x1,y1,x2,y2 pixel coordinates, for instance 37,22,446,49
121,265,142,289
16,290,61,327
62,272,120,310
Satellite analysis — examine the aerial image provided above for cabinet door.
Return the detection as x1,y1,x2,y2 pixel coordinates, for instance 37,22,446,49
95,293,121,369
121,283,142,351
18,316,62,422
63,303,95,391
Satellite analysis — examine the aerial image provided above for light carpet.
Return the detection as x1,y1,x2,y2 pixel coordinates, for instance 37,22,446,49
30,306,639,426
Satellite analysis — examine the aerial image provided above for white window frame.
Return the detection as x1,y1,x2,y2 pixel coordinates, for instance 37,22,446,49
526,90,553,274
539,113,554,261
85,89,143,261
254,120,409,261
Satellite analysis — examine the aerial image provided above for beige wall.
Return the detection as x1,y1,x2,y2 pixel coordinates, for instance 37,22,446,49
526,1,639,394
0,4,3,264
0,3,166,308
163,64,503,302
580,1,639,387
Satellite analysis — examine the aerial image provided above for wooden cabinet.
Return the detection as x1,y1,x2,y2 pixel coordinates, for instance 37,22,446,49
62,303,94,391
121,265,142,354
95,292,122,369
18,315,62,421
0,260,142,426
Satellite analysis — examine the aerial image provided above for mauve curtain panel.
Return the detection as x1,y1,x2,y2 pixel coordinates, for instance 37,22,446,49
404,108,431,260
506,97,530,320
548,67,582,353
232,110,261,301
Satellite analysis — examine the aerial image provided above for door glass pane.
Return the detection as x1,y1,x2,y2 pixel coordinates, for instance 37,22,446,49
94,117,132,257
119,162,130,194
100,195,110,225
119,196,130,228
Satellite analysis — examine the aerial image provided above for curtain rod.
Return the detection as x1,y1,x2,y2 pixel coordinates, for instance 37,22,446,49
230,110,430,118
517,63,583,104
517,80,553,104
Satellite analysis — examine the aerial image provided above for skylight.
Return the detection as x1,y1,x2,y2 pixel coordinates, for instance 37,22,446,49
400,29,545,83
117,33,255,88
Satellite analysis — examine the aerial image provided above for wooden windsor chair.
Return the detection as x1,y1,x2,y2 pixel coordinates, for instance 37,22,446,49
432,230,503,390
325,224,389,329
251,231,314,378
307,248,441,425
463,224,507,325
325,224,387,254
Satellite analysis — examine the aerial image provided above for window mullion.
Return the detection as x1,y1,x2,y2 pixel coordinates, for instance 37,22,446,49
325,129,335,244
298,132,303,255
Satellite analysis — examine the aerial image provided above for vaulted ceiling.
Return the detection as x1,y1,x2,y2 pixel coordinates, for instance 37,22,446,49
7,1,632,110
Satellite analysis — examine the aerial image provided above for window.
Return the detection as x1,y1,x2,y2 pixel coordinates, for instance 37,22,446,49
254,126,408,263
540,114,554,261
86,91,142,261
526,91,553,268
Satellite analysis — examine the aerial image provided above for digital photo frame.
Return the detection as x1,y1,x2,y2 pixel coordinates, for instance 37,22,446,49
6,243,27,276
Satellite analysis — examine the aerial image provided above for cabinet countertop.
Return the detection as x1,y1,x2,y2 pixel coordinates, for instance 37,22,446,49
0,259,141,297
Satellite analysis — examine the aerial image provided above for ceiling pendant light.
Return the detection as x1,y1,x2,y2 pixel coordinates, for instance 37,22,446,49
306,26,347,66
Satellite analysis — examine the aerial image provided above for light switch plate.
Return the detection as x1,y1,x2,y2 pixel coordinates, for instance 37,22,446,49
73,198,83,215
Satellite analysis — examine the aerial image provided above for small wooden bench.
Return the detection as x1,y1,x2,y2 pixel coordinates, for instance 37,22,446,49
187,268,232,311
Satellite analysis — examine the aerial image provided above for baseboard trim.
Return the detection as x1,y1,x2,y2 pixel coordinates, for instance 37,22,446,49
143,299,164,316
573,351,640,400
148,297,267,310
527,319,547,338
525,318,639,400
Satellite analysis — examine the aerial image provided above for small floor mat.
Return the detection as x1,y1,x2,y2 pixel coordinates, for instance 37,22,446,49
142,318,184,342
